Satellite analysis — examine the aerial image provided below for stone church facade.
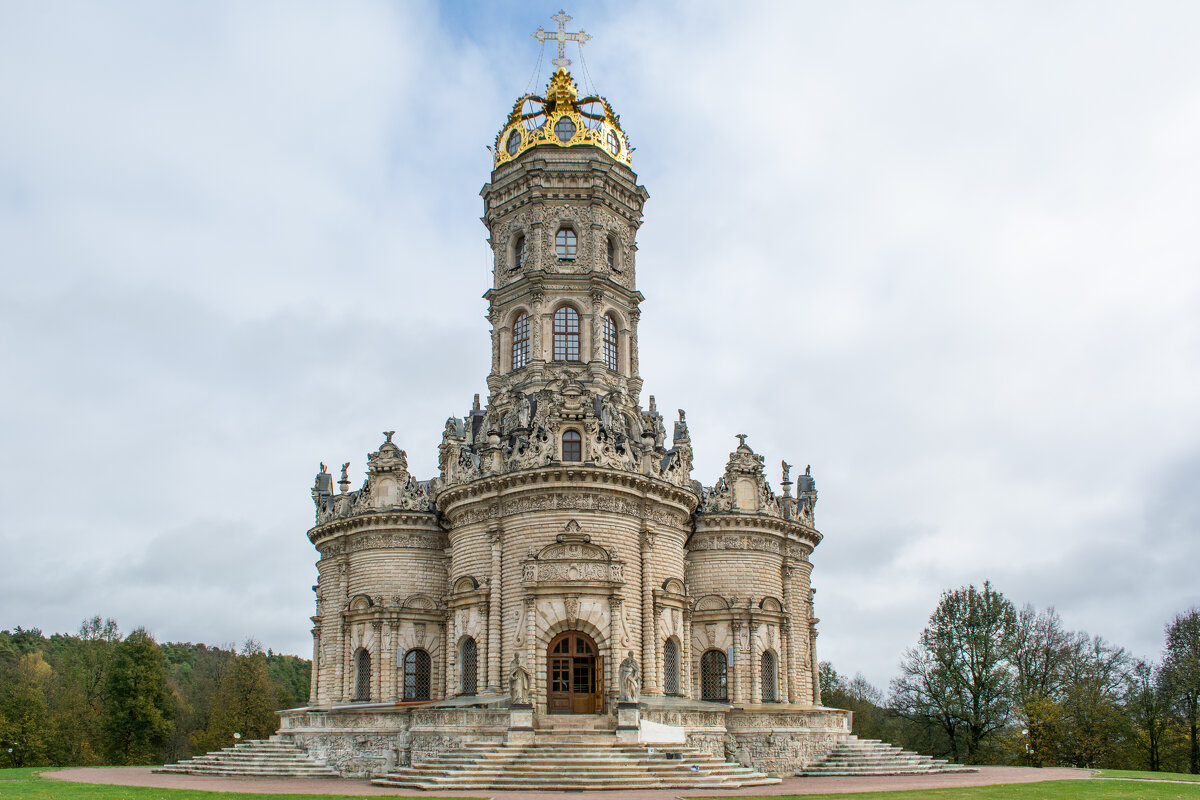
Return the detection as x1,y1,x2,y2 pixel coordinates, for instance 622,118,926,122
278,65,850,778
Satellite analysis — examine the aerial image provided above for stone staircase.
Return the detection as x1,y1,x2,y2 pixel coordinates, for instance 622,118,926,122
799,734,977,776
154,735,338,778
373,731,780,791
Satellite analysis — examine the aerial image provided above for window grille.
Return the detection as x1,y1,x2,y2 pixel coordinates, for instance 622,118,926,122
555,228,577,259
760,650,777,702
554,116,576,143
404,649,431,701
513,235,525,269
512,313,530,369
460,638,477,695
602,314,618,371
354,648,371,702
562,430,582,462
700,649,727,702
664,638,680,695
553,306,580,361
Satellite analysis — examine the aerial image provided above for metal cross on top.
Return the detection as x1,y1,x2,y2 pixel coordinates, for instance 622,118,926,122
533,10,591,70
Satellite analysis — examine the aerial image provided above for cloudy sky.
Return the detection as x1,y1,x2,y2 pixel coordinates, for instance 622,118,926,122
2,1,1198,691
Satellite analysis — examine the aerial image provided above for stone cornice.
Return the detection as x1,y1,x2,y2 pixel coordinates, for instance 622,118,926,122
484,272,643,309
692,512,821,549
309,512,444,550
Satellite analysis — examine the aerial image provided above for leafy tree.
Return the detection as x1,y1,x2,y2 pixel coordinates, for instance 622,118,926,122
1051,633,1130,768
0,652,53,767
102,629,173,764
891,582,1017,763
1163,608,1200,774
192,641,279,753
1127,660,1171,771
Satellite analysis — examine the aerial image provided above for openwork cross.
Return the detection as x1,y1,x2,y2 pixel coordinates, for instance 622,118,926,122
533,10,591,70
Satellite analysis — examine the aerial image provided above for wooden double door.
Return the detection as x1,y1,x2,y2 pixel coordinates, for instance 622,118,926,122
547,631,603,714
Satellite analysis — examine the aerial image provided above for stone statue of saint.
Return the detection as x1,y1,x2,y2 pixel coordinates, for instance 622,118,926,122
509,654,531,705
781,460,792,484
619,650,641,702
516,393,532,429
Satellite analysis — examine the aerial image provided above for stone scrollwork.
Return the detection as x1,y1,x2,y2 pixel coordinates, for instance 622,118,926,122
520,521,625,588
311,433,434,525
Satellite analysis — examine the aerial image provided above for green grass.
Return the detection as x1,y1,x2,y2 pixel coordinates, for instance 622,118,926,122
0,768,478,799
701,780,1200,799
1099,770,1200,783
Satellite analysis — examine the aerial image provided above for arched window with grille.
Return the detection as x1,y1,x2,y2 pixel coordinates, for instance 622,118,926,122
459,638,477,696
403,648,431,701
562,429,582,462
556,227,577,259
553,306,580,362
700,649,727,702
606,236,615,270
513,234,525,270
353,648,371,702
512,313,530,370
601,314,618,371
663,638,680,696
760,650,777,702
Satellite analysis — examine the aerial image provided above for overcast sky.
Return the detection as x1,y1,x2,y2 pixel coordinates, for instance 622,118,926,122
2,1,1198,692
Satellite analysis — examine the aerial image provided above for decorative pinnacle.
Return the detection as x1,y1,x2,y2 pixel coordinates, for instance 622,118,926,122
735,433,748,448
533,10,591,70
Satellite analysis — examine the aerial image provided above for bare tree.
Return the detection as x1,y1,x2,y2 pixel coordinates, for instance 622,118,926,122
1163,608,1200,774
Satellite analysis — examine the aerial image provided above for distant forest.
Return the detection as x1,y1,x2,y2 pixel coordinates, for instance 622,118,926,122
0,618,309,767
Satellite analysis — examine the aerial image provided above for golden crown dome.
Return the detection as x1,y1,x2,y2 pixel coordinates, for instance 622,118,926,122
493,68,631,168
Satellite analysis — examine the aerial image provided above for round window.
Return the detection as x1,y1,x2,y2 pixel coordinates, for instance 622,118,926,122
607,130,621,155
554,116,577,143
506,129,521,156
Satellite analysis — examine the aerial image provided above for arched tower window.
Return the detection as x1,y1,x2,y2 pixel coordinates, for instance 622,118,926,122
700,649,727,702
403,648,431,701
553,306,580,362
460,638,478,696
513,234,525,270
760,650,777,702
556,227,577,259
602,314,619,371
664,638,680,695
512,313,530,370
606,236,615,270
561,430,582,462
353,648,371,702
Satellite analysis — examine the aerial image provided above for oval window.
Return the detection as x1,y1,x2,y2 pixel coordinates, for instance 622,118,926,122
607,130,620,155
554,116,577,143
506,129,521,156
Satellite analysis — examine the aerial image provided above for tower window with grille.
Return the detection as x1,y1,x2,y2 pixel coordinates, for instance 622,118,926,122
554,115,577,143
553,306,580,361
354,648,371,702
606,237,615,270
562,429,582,462
700,649,727,702
602,314,618,371
512,313,530,369
664,638,680,695
403,648,431,701
513,234,525,270
555,228,577,259
760,650,777,702
460,638,477,696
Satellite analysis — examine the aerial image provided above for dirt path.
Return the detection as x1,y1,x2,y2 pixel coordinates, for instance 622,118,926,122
46,765,1092,798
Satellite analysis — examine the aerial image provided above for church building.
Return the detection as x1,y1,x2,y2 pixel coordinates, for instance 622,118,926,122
276,15,852,785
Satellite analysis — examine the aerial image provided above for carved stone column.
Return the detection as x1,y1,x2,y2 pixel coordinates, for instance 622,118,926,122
530,290,545,362
749,620,761,704
728,619,742,703
607,596,622,701
629,307,641,378
309,626,320,703
781,559,797,703
810,619,822,706
380,621,393,701
487,528,503,692
681,606,693,698
371,622,383,701
640,528,655,697
336,561,349,701
524,597,538,707
437,620,447,700
590,288,604,366
489,307,502,376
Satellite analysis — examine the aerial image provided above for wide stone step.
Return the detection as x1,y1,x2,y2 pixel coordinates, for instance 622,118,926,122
154,738,337,778
798,734,978,777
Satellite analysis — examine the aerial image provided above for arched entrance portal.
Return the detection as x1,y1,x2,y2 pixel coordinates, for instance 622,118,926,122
547,631,602,714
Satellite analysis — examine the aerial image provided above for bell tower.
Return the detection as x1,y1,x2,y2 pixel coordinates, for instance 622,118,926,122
481,67,648,403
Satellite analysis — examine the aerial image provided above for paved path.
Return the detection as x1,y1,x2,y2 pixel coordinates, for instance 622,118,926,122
46,765,1092,798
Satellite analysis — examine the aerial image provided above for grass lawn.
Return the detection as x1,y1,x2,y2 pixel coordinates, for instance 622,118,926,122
718,782,1200,800
0,768,477,800
1100,770,1200,783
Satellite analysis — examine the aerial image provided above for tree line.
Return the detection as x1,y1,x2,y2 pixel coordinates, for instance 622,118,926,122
822,583,1200,773
0,617,310,767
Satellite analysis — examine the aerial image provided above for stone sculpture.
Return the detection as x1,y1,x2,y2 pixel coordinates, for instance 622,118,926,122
619,650,641,702
508,654,531,705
